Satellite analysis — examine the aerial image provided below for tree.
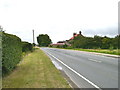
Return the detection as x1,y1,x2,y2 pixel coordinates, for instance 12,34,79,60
101,36,112,49
37,34,52,47
70,35,85,48
93,35,103,49
69,35,116,49
112,35,120,49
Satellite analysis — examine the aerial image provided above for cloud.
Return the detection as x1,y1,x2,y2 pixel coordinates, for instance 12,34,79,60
0,0,119,43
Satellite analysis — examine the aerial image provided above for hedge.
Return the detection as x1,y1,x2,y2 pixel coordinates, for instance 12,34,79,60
0,32,2,77
22,41,33,52
2,32,22,75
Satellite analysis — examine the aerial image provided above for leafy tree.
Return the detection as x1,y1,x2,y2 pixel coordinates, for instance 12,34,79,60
37,34,52,47
85,37,94,49
93,35,102,49
112,35,120,49
101,36,112,49
70,35,85,48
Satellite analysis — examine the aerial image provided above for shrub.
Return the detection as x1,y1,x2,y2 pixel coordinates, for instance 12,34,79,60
22,41,33,52
2,32,22,76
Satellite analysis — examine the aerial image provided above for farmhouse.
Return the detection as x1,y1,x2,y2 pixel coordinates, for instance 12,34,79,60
69,31,83,40
50,31,83,47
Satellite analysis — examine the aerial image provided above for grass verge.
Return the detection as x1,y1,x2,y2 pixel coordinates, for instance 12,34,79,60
72,48,120,55
56,48,120,55
2,48,71,88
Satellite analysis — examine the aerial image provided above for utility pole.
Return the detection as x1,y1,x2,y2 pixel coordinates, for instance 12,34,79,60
0,26,3,31
33,29,35,45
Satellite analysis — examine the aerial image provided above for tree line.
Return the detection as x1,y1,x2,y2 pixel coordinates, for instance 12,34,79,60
36,33,120,49
69,35,120,49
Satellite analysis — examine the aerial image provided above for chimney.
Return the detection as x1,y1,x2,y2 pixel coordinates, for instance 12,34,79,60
73,33,77,37
79,31,82,35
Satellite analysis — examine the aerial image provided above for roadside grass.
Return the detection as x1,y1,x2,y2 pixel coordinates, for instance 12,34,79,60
55,47,120,55
2,48,71,88
72,48,120,55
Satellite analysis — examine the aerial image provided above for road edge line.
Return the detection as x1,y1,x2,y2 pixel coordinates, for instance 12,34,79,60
46,51,102,90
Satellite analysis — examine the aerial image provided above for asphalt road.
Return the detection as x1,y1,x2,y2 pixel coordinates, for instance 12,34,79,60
41,47,118,89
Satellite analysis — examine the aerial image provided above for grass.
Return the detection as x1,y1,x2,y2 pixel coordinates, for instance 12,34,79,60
58,47,120,55
74,49,120,55
2,48,71,88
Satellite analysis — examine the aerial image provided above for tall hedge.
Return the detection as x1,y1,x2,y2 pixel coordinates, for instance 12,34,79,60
0,32,2,77
22,41,33,52
2,32,22,75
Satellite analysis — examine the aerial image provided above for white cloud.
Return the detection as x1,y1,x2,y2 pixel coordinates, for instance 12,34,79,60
0,0,119,43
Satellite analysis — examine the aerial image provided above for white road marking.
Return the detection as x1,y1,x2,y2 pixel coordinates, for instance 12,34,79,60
52,60,62,70
89,59,102,63
45,51,102,90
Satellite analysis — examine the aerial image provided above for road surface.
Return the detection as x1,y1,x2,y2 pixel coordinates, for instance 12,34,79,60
41,47,118,89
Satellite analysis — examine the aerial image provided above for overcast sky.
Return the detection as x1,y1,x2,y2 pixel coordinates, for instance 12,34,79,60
0,0,119,43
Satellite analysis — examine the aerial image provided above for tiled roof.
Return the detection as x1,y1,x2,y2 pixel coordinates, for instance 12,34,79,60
70,34,79,40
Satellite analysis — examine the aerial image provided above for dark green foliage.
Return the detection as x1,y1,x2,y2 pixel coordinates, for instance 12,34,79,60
101,36,112,49
62,44,68,48
0,32,2,78
37,34,52,47
70,35,120,49
111,35,120,49
56,44,68,48
71,36,94,49
93,35,102,48
32,43,36,46
2,32,22,75
71,36,86,48
22,41,33,52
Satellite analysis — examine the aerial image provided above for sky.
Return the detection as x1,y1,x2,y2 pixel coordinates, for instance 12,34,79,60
0,0,119,44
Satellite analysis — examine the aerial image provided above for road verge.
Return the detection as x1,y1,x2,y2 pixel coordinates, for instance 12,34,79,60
2,48,71,88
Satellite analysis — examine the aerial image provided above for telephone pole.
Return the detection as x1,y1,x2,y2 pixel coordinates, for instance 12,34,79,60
33,29,35,45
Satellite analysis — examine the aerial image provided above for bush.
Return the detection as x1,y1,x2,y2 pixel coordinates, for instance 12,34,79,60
2,32,22,76
22,41,33,52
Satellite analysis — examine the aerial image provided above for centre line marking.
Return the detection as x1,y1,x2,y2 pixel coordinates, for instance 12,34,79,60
89,59,102,63
45,51,102,90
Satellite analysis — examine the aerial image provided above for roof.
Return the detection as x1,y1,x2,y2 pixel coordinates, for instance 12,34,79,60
70,34,79,40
